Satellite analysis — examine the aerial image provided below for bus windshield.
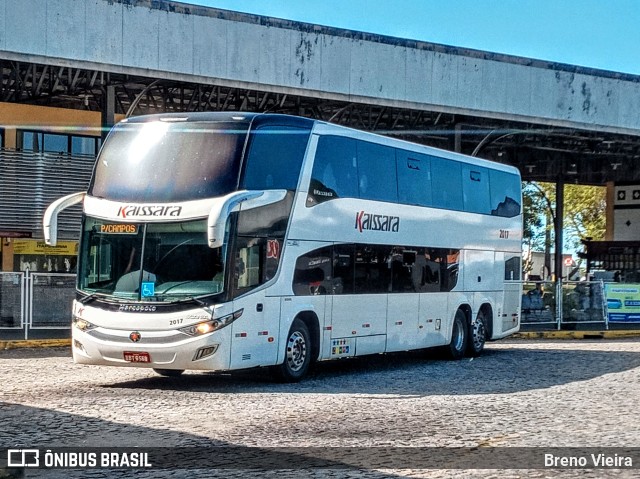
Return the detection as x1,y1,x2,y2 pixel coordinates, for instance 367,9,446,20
78,217,226,302
89,120,249,202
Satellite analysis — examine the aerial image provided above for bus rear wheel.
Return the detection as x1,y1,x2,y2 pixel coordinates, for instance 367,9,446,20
273,319,311,382
467,309,488,357
446,309,468,360
153,368,185,377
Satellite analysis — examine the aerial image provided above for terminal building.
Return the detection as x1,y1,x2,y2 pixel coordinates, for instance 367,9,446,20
1,0,640,281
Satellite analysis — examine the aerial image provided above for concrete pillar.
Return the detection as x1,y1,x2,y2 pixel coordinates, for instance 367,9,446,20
605,181,615,240
101,85,116,141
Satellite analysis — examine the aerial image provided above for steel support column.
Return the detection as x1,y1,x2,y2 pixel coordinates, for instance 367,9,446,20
101,85,115,141
554,177,565,282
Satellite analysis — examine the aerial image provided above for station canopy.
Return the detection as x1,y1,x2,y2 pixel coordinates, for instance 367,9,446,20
2,59,640,186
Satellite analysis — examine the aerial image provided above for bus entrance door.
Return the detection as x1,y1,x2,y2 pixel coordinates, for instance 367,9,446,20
229,291,280,369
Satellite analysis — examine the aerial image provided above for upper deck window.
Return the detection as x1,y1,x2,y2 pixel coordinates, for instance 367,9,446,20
462,165,490,214
308,136,359,205
308,134,521,218
490,170,522,217
397,151,432,206
241,125,311,190
356,141,397,203
89,121,248,202
431,156,463,211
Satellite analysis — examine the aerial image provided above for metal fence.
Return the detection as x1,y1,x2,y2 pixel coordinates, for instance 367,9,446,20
521,280,609,330
0,273,631,340
0,272,24,330
0,271,75,340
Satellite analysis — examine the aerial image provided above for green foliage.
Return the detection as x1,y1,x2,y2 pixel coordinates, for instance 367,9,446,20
523,181,606,253
522,182,550,252
563,184,606,249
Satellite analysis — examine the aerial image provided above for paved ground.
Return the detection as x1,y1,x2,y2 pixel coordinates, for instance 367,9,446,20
1,339,640,478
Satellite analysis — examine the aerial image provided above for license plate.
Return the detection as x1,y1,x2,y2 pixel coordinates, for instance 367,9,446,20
123,351,151,363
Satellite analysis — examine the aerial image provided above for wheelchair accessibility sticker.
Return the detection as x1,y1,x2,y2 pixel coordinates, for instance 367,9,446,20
141,282,155,298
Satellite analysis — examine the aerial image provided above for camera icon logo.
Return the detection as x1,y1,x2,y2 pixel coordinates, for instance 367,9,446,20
7,449,40,467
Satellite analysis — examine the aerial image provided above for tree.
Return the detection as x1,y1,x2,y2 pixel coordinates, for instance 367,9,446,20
562,184,606,250
522,181,606,275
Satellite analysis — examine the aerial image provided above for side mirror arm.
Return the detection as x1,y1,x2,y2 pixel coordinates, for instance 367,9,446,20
207,191,263,248
43,192,86,246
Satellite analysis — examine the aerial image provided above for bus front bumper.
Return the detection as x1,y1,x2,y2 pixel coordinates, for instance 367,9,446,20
71,327,231,371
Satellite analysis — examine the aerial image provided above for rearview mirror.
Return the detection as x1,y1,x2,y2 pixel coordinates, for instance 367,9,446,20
207,190,289,248
207,191,263,248
43,192,86,246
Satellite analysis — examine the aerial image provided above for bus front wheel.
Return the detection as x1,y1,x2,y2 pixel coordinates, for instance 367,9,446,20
446,309,468,360
273,319,311,382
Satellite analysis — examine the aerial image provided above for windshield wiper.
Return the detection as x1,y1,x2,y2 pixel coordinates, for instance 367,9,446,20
156,294,215,312
185,296,210,307
78,292,110,305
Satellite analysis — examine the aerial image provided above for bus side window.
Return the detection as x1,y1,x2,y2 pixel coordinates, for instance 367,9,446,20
233,236,284,297
443,249,460,292
292,246,333,296
333,244,355,294
462,166,490,214
422,248,460,292
431,157,463,211
397,152,432,207
505,256,521,280
234,238,264,294
308,136,358,205
355,244,389,293
387,246,414,293
490,170,522,217
242,125,311,191
356,141,397,203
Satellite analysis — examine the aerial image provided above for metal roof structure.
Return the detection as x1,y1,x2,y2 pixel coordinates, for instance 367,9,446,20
1,0,640,185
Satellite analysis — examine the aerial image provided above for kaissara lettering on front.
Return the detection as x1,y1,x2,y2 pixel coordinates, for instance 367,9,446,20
117,205,182,218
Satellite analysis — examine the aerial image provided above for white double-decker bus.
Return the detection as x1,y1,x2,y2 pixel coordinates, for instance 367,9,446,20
44,112,522,381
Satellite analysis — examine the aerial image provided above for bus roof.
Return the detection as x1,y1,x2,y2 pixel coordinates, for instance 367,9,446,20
121,112,520,177
121,111,315,129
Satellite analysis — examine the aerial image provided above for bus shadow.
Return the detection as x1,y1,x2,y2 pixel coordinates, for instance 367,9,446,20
0,346,70,360
104,342,640,396
0,402,407,478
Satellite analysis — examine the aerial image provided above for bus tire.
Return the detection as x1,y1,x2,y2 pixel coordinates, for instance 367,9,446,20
273,319,311,382
446,309,468,360
467,309,488,357
153,368,185,377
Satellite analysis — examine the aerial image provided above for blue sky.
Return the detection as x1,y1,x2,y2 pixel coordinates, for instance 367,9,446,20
182,0,640,75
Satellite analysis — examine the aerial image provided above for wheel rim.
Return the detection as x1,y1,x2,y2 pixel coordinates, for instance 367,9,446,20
286,331,307,372
471,314,486,351
452,317,465,352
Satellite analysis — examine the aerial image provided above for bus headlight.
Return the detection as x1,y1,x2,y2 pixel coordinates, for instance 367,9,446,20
72,316,96,332
179,320,218,336
178,309,243,337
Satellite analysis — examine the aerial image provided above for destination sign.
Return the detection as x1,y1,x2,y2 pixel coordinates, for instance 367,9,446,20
99,224,139,234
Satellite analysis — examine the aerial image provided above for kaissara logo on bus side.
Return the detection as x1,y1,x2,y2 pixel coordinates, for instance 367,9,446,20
354,210,400,233
117,205,182,218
